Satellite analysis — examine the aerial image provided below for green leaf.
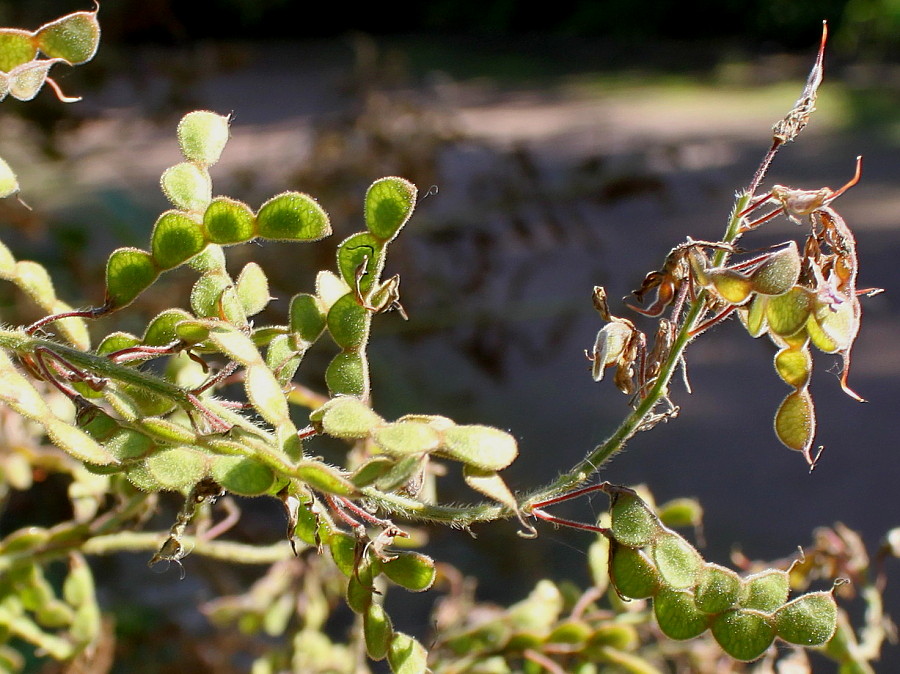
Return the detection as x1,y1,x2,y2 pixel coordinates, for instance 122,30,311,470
0,30,37,72
256,191,331,241
177,111,230,166
211,456,276,496
710,609,776,662
105,248,159,309
440,425,518,471
203,196,256,244
150,211,206,270
236,262,271,317
774,388,816,457
160,162,212,212
35,8,100,65
387,632,428,674
364,177,417,241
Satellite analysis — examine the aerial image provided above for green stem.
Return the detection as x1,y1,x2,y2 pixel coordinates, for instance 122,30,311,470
83,533,296,564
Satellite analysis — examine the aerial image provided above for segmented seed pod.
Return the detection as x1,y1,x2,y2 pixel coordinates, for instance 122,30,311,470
774,591,837,646
651,531,703,589
774,388,816,458
739,569,790,612
710,609,776,662
609,543,661,599
766,286,813,337
774,344,812,389
709,268,753,304
749,242,801,295
653,587,709,640
609,488,663,548
694,563,741,614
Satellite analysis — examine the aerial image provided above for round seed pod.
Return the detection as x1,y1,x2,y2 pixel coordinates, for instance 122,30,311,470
774,389,816,456
766,286,813,337
203,196,256,244
774,344,812,389
739,569,790,613
336,232,384,292
104,248,159,310
311,396,383,439
325,351,369,398
364,602,394,661
710,609,776,662
0,30,37,72
160,162,211,213
142,309,193,346
144,447,209,490
652,531,703,589
327,292,370,350
609,543,660,599
609,489,662,548
151,212,207,271
774,591,837,646
749,242,801,296
653,587,709,640
694,563,742,614
177,111,230,166
440,425,518,471
364,177,417,242
256,191,331,241
381,552,436,592
35,9,100,65
709,268,753,304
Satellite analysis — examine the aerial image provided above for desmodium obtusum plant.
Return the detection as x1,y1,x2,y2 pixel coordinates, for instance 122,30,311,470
0,9,893,673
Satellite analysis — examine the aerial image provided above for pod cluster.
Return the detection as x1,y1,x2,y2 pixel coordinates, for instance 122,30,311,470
604,484,837,661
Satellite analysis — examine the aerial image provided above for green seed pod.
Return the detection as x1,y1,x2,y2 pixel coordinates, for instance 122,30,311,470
328,531,357,577
739,569,790,612
256,191,331,241
77,409,119,443
203,196,256,244
96,331,140,356
311,396,384,439
35,8,100,65
174,319,210,345
45,417,118,466
364,602,394,661
808,296,857,354
289,293,327,343
547,620,593,648
766,286,813,337
177,111,230,166
387,632,428,674
6,59,62,102
336,232,384,292
245,365,289,426
160,162,211,213
0,30,37,72
327,292,370,350
292,496,320,546
774,344,812,389
138,417,197,445
295,460,357,496
266,333,302,386
694,563,741,614
0,155,19,198
346,558,376,614
609,543,660,599
142,309,192,346
189,271,230,318
325,350,369,398
103,428,154,462
235,262,270,317
36,599,75,628
652,532,703,589
1,527,49,553
749,242,801,296
440,425,519,471
653,587,709,640
738,294,769,338
709,268,753,304
144,447,209,490
15,260,55,305
710,609,776,661
373,421,440,457
125,462,164,492
210,456,276,496
364,177,417,242
774,591,837,646
105,248,159,309
150,211,206,270
381,552,436,592
774,388,816,457
315,269,351,310
657,497,703,530
62,553,95,607
609,489,662,548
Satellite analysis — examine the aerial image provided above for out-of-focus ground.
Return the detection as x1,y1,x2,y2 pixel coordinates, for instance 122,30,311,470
1,35,898,669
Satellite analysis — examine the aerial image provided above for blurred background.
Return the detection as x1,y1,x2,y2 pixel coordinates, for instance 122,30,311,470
0,0,898,671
